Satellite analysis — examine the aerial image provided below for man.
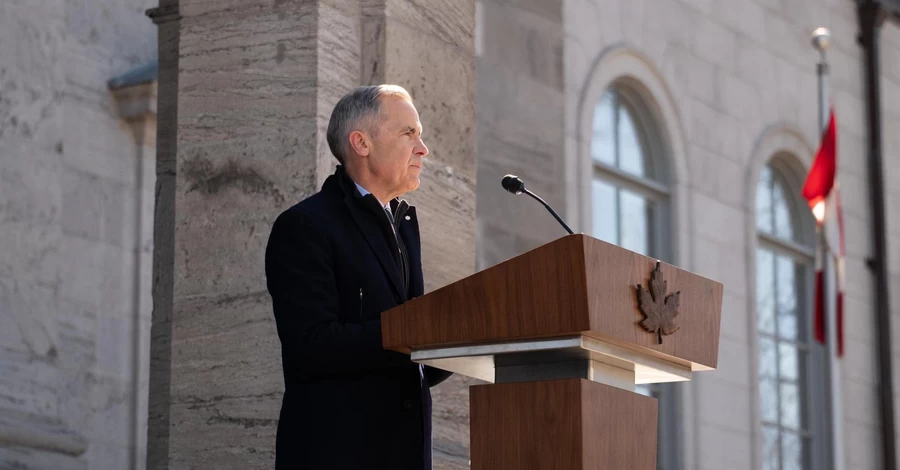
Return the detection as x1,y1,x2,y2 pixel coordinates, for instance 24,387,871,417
265,85,451,469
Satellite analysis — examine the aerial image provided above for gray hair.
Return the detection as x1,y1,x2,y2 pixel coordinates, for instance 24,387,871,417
326,85,413,164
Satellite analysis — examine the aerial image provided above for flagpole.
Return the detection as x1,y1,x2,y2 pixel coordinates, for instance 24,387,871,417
812,26,844,470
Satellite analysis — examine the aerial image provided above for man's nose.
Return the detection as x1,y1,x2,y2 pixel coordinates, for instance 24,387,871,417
415,138,429,157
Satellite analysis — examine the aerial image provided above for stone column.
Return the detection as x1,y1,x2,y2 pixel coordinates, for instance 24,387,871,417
145,3,178,468
360,0,477,292
146,0,475,468
110,79,158,470
361,3,477,466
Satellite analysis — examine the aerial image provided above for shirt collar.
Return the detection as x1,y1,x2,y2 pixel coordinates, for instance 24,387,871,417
354,181,391,212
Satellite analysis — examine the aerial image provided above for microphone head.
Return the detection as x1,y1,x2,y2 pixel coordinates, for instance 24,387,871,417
501,175,525,195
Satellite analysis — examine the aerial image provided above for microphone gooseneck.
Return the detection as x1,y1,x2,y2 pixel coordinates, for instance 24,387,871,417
501,174,574,235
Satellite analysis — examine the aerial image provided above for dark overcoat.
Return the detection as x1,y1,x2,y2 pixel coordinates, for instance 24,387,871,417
265,165,451,469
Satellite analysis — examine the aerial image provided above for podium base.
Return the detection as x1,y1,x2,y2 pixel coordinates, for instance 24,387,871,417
470,378,658,470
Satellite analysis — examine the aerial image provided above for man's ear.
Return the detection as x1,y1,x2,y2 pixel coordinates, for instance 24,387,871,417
348,130,370,157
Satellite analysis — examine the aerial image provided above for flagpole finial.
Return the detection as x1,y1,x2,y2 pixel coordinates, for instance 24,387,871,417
812,199,826,223
812,27,832,53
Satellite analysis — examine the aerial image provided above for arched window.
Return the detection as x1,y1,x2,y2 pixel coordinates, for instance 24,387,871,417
590,83,676,468
591,86,669,259
755,158,820,470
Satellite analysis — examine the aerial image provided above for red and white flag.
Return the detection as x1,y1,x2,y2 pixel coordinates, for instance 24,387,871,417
802,110,845,356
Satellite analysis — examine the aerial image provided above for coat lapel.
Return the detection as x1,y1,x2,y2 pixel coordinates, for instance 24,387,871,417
342,190,406,301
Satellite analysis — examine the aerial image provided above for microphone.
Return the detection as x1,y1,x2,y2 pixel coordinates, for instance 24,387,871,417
501,175,574,235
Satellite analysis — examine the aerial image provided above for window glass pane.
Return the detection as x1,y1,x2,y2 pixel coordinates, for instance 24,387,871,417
776,256,799,340
780,382,801,430
760,378,779,423
617,105,646,178
757,249,776,335
756,165,773,234
759,336,777,379
778,312,799,343
757,161,816,470
592,179,617,244
592,92,615,166
762,426,780,470
773,180,794,241
620,189,650,256
782,432,804,470
779,343,800,382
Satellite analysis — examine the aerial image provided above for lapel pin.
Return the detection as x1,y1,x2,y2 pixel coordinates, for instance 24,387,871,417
405,215,411,221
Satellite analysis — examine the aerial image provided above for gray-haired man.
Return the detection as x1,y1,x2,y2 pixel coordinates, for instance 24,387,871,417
265,85,452,469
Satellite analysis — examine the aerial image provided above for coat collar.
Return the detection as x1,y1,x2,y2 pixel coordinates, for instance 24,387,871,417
329,165,411,206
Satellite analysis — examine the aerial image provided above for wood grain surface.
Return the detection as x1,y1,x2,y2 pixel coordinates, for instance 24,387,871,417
382,235,591,351
382,234,723,369
582,236,722,368
470,379,658,470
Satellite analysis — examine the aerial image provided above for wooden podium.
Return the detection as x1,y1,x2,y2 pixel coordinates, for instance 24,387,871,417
382,234,723,469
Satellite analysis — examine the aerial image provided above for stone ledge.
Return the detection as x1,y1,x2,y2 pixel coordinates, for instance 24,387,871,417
0,408,88,456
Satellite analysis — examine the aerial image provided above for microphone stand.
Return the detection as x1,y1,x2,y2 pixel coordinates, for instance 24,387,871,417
523,189,574,235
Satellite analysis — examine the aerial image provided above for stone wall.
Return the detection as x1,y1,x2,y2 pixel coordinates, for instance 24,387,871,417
560,0,900,469
475,0,568,269
0,0,157,468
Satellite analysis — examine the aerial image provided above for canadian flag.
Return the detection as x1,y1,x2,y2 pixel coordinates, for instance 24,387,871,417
802,110,845,357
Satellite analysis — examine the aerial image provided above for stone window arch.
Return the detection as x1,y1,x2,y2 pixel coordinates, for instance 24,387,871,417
745,127,828,470
589,80,671,260
573,45,690,267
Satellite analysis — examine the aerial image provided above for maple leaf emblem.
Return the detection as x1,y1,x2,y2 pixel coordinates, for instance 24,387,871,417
636,261,681,344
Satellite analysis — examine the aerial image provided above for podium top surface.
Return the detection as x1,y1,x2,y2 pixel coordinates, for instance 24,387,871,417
381,234,723,370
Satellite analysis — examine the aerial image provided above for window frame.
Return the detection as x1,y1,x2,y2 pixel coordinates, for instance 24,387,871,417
754,157,828,470
590,86,672,262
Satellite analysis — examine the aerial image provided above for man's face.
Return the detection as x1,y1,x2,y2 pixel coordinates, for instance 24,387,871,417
365,97,429,200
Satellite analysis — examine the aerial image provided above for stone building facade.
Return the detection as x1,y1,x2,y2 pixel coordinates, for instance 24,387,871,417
0,0,158,469
2,0,899,469
480,0,900,470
